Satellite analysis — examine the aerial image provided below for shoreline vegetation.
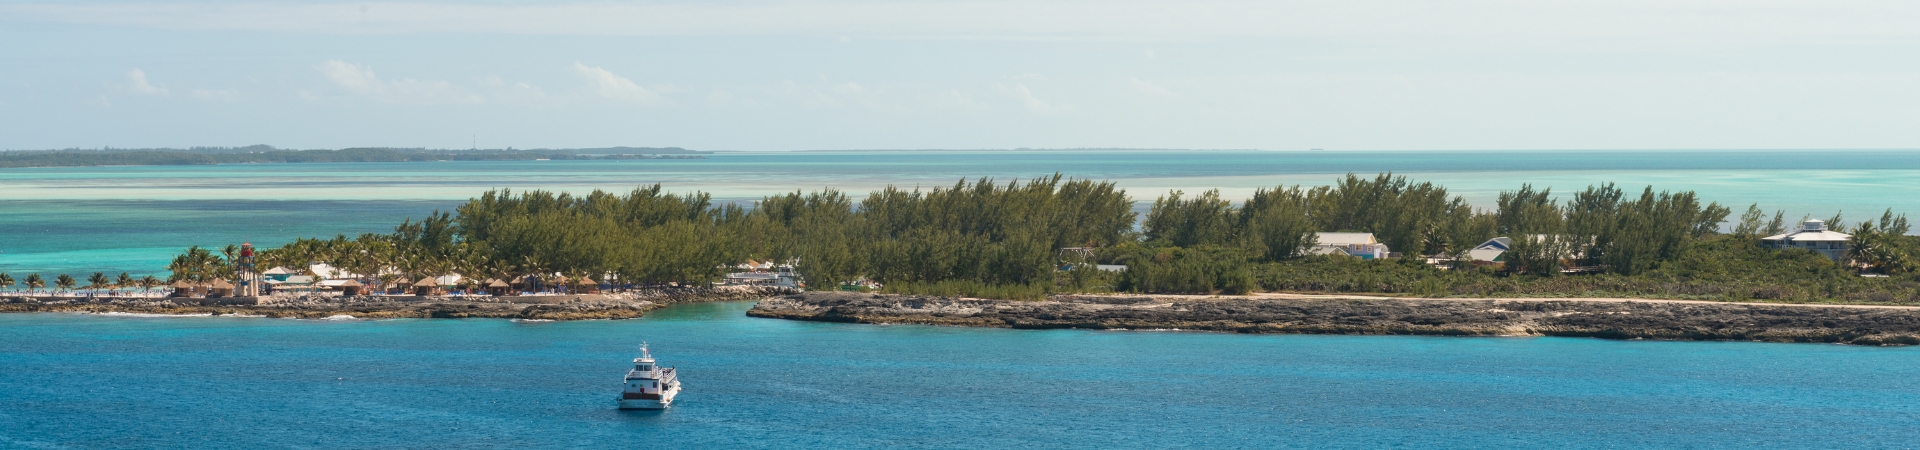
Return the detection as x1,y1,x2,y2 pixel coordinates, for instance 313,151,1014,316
0,145,708,168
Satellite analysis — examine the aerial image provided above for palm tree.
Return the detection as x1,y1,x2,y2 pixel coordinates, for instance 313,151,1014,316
115,273,135,295
55,274,77,294
87,272,111,294
0,273,13,293
25,273,44,294
139,275,161,294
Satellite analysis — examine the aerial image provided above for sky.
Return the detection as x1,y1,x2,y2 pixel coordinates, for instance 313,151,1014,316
3,0,1919,151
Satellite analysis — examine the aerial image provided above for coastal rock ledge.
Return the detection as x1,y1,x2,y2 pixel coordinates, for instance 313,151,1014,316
747,292,1920,346
2,286,789,320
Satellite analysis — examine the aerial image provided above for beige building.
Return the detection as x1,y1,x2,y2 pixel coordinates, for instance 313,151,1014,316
1761,219,1851,261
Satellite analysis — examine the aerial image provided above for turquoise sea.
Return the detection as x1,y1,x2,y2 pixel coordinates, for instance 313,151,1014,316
5,149,1920,276
3,302,1918,448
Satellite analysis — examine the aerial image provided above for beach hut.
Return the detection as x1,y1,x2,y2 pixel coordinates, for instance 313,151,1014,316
208,279,235,297
411,277,441,296
385,277,411,295
338,280,363,296
170,280,194,297
485,279,510,296
576,277,601,294
512,275,542,293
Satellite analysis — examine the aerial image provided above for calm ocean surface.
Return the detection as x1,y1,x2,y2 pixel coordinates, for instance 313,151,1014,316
2,301,1917,448
5,149,1920,274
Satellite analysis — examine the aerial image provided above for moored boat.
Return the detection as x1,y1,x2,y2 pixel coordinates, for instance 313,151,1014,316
616,342,680,409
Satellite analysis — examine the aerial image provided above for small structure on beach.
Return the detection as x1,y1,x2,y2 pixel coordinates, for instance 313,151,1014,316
1762,219,1852,261
1309,232,1391,259
337,280,364,296
485,278,511,296
411,277,440,296
170,280,194,297
208,279,234,297
262,266,294,281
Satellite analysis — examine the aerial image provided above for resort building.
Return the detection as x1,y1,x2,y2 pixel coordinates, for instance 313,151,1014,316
1310,232,1391,259
1762,219,1852,261
1467,237,1513,264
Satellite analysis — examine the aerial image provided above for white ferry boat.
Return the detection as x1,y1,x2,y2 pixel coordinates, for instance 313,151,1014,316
617,342,680,410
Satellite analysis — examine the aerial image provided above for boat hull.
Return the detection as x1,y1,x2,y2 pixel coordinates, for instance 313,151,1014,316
617,386,679,410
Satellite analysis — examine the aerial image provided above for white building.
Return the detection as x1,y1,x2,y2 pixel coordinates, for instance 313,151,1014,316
1467,237,1513,263
1310,232,1391,259
1762,219,1852,261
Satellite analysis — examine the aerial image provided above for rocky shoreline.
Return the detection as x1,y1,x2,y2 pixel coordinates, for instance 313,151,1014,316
748,291,1920,346
2,286,790,320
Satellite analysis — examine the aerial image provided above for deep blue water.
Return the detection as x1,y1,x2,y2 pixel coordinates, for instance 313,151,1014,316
3,301,1917,448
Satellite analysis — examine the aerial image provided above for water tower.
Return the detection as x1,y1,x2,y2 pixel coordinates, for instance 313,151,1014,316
238,242,259,296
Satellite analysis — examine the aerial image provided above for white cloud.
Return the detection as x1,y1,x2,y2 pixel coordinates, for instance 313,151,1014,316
191,89,240,102
1001,84,1072,115
313,60,484,105
831,82,867,95
126,69,168,95
1128,77,1177,98
927,89,990,112
572,62,663,105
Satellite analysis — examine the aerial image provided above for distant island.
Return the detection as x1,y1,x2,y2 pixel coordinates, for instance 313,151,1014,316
0,145,709,168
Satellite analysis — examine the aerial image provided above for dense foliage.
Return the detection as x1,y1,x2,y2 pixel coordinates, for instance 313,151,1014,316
113,173,1920,304
1253,236,1920,304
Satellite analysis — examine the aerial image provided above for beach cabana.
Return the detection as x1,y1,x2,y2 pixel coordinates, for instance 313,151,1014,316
485,279,510,296
338,280,363,296
385,277,411,295
411,277,441,296
170,281,194,297
208,279,235,297
575,277,600,294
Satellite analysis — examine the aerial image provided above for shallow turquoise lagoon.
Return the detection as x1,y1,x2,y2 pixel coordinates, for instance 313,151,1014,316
2,302,1916,448
5,150,1920,274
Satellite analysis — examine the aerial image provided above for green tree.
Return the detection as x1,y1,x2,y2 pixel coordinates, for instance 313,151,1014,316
139,275,161,294
115,272,134,295
87,272,110,293
0,273,13,292
1144,189,1237,247
24,273,44,294
1239,185,1318,261
55,274,77,293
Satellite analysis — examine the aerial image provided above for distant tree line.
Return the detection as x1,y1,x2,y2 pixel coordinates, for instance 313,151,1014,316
127,172,1920,302
0,146,708,168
